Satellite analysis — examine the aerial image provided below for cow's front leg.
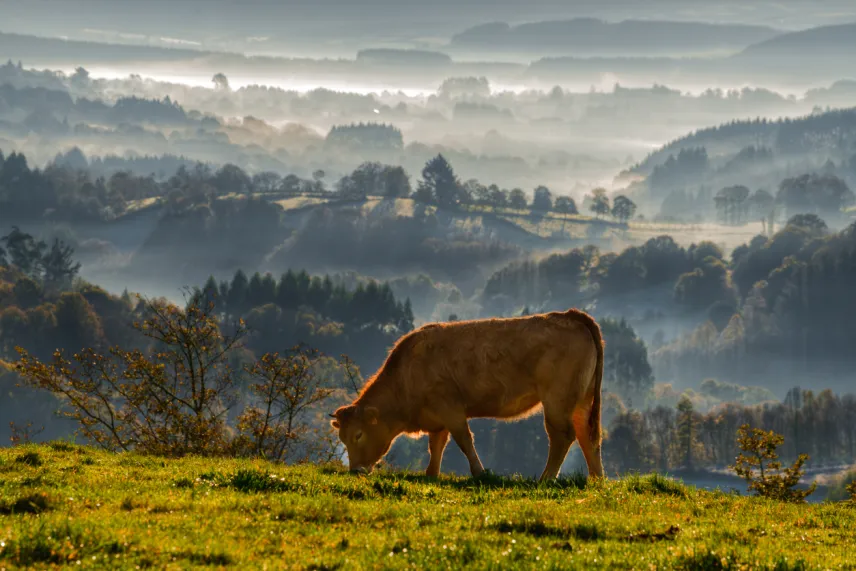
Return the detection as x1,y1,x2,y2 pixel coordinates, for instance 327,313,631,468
426,429,450,477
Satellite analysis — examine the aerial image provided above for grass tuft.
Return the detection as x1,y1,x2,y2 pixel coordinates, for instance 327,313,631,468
0,492,53,515
184,552,232,566
14,450,42,467
48,440,83,453
625,472,689,497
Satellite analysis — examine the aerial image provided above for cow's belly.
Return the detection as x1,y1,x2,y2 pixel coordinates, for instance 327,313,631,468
466,389,541,420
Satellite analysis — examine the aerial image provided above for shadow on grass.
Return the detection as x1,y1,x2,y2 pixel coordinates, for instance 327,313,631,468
349,469,590,492
676,551,809,571
492,520,603,541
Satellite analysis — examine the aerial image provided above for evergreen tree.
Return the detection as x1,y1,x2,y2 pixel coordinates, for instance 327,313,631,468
418,154,461,208
227,270,249,314
247,272,265,307
672,396,705,471
307,276,327,311
400,298,415,331
277,270,300,310
201,276,219,308
295,271,311,305
259,273,278,305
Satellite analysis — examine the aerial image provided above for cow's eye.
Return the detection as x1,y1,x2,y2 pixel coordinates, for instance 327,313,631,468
355,431,363,443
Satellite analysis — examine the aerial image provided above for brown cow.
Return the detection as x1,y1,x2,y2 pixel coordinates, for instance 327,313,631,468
330,308,604,480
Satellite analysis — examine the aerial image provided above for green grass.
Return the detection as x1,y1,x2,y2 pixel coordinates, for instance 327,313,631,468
0,445,853,569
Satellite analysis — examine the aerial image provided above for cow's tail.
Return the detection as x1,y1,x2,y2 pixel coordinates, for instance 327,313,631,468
567,309,604,448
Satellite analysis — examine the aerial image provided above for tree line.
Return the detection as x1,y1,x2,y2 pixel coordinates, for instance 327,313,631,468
1,146,638,227
200,269,414,339
606,388,856,474
713,173,854,226
482,234,731,316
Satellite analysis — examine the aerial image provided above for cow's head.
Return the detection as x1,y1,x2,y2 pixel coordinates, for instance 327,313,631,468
330,404,394,474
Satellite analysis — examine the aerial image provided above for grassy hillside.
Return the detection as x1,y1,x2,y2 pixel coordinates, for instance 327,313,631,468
1,445,853,569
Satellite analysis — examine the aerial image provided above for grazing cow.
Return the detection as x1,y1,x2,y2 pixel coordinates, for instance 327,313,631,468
330,308,605,480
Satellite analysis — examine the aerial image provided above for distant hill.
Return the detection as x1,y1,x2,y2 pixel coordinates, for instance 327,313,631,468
450,19,781,57
628,107,856,175
355,49,452,67
735,22,856,61
0,31,205,65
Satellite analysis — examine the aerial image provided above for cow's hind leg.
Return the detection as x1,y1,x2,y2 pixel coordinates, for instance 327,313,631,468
426,429,450,477
573,405,604,479
540,401,576,481
446,417,485,477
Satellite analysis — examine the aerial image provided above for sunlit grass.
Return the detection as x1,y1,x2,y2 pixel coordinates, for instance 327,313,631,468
122,197,161,213
274,196,332,210
1,444,853,569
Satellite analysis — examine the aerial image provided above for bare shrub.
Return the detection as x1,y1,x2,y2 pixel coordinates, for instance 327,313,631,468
16,292,345,460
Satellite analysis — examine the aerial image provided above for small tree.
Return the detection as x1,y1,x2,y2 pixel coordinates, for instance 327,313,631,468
553,195,578,216
212,73,231,91
589,188,611,219
488,186,508,211
611,195,637,223
312,170,326,193
731,424,817,502
531,186,553,212
670,396,706,470
553,195,578,234
236,346,336,462
509,188,528,210
381,166,411,198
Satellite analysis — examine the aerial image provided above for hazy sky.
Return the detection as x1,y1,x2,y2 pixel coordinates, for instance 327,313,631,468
3,0,855,57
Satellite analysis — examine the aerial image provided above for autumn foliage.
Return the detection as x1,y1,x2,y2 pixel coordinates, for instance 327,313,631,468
15,292,349,459
731,424,816,503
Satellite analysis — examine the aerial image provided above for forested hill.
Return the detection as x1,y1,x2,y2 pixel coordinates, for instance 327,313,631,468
734,22,856,60
625,107,856,176
449,19,780,56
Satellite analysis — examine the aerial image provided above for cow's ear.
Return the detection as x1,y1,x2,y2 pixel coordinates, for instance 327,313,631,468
364,406,379,425
330,419,340,429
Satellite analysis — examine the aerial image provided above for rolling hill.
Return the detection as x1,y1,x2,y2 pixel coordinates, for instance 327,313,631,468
626,107,856,176
450,19,781,58
735,22,856,60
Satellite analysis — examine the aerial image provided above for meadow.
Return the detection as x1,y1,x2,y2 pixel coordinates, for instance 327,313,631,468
1,444,854,569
